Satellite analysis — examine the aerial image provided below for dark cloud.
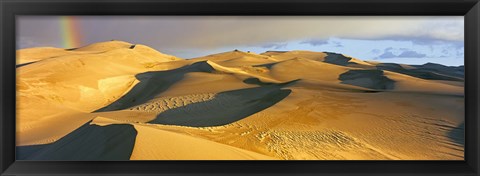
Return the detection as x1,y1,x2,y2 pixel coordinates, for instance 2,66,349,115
301,39,344,47
376,48,426,59
300,39,329,46
441,49,449,55
397,50,426,58
332,41,343,47
456,50,464,57
377,51,397,59
370,49,381,54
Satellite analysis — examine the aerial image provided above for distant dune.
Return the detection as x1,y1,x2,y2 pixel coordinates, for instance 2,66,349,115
16,41,464,160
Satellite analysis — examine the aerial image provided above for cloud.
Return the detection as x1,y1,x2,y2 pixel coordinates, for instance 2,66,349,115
377,51,397,59
331,41,343,47
301,39,329,46
260,43,288,49
343,17,463,43
376,48,427,59
301,39,344,47
364,36,464,49
397,50,426,58
18,16,464,50
456,49,464,57
441,49,449,55
370,49,381,54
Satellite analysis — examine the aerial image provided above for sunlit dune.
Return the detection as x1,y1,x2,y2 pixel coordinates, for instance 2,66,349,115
16,41,464,160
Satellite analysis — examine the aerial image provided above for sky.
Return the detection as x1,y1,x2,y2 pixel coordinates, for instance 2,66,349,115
17,16,464,66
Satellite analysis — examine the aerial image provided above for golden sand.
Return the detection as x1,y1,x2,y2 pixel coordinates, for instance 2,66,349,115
16,41,464,160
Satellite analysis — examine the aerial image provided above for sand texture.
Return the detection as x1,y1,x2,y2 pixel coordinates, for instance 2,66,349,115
16,41,464,160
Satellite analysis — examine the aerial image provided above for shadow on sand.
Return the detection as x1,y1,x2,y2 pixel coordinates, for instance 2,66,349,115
375,63,464,82
93,59,296,127
324,52,356,66
16,122,137,160
16,61,36,68
339,69,395,90
447,121,465,147
95,61,214,112
148,81,295,127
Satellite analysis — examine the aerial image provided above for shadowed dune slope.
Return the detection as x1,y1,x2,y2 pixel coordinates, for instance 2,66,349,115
17,122,137,160
447,121,465,146
416,63,464,78
94,61,214,112
323,52,374,68
339,69,395,90
376,63,464,81
150,85,292,127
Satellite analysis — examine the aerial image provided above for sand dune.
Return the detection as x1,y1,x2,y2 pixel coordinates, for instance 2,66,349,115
376,63,464,81
16,41,464,160
16,41,184,145
16,47,96,65
18,116,275,160
267,57,350,82
128,123,277,160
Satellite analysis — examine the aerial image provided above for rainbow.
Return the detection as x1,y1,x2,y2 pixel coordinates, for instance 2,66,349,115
60,16,82,49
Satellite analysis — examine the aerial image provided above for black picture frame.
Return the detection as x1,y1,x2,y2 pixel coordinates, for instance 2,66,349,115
1,0,479,175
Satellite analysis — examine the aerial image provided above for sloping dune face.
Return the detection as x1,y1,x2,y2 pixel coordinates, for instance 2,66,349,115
16,41,464,160
339,69,395,90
